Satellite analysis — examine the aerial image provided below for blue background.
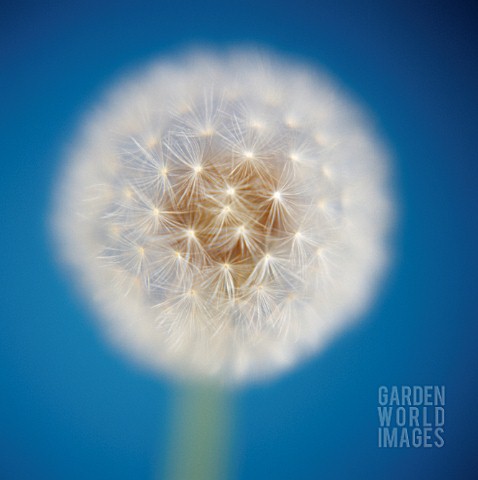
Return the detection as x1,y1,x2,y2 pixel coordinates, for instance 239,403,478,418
1,0,477,478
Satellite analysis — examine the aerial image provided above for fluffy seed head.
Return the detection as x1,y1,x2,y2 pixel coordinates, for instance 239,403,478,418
53,49,394,384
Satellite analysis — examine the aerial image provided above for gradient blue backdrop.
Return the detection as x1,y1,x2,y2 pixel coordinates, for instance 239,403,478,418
1,0,477,479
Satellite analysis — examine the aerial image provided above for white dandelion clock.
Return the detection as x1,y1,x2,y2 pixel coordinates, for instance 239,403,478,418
53,49,394,384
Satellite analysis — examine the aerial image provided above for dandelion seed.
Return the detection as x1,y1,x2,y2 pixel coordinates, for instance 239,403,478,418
52,48,394,384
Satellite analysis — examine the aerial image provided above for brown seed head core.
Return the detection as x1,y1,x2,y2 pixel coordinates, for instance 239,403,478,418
151,139,302,299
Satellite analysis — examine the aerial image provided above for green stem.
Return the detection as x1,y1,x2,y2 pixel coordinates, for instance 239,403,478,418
163,382,232,480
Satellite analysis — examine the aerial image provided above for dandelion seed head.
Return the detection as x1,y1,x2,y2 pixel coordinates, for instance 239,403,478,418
53,48,394,384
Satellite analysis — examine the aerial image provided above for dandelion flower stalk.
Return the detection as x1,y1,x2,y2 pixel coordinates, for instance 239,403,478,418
163,382,231,480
